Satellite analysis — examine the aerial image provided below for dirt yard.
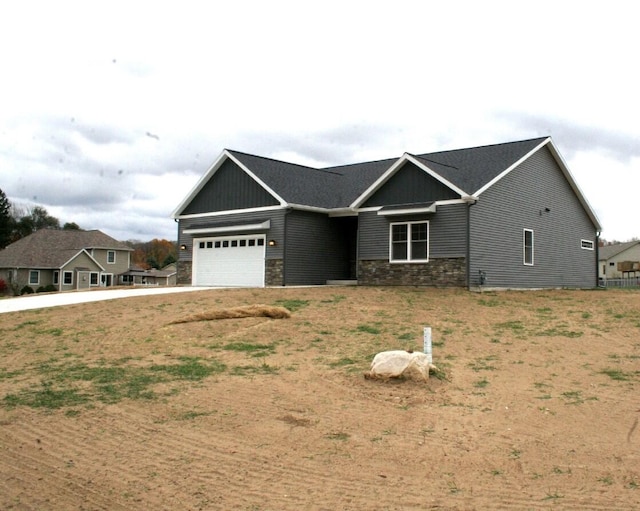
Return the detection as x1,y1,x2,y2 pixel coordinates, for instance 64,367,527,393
1,286,639,510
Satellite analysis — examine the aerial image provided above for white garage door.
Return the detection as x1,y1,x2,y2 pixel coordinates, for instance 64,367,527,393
193,235,266,287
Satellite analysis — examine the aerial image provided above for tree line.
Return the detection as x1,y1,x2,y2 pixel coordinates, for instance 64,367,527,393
0,188,176,269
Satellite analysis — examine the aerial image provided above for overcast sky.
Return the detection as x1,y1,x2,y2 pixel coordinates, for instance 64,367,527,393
2,1,638,242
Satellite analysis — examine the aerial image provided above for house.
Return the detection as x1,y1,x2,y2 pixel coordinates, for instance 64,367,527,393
0,229,133,292
598,240,640,281
119,263,177,286
172,137,602,289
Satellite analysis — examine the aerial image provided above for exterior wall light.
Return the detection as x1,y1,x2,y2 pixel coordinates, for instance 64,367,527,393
180,244,188,250
268,240,277,247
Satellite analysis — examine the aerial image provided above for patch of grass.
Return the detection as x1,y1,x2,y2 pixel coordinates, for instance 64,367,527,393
599,368,637,381
325,432,350,441
537,328,583,338
473,377,489,388
560,390,584,405
231,362,279,375
357,324,381,335
222,342,277,357
329,357,358,368
151,357,227,381
495,320,525,331
274,299,309,312
4,381,89,409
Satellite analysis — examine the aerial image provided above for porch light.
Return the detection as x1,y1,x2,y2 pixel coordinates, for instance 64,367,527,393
268,240,277,247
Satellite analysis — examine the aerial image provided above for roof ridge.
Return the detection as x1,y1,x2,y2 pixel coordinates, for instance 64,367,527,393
227,148,345,176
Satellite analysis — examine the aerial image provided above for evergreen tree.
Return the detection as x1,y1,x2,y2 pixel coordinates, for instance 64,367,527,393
0,188,12,249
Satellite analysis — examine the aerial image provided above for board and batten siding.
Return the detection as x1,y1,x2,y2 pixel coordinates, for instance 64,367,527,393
358,203,467,261
180,159,279,216
469,146,597,288
362,162,459,207
178,209,286,263
284,210,353,285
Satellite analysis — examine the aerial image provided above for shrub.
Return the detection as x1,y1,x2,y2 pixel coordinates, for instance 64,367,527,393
20,285,35,295
36,285,57,293
0,279,7,294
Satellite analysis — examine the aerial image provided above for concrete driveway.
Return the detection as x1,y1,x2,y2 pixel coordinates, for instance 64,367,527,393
0,287,216,314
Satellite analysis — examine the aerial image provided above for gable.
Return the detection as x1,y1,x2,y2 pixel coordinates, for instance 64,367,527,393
179,158,280,216
361,162,460,208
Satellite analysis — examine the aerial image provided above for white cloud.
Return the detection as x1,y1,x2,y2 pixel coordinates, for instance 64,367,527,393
1,0,638,241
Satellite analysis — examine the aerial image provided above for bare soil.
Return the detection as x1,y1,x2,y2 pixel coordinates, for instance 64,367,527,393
1,287,639,510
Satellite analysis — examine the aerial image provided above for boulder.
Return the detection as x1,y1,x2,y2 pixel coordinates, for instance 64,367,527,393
365,350,435,382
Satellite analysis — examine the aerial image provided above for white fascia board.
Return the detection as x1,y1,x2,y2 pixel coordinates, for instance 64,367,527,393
473,137,602,231
225,152,288,206
170,150,287,218
349,153,467,209
376,197,476,216
544,138,602,232
473,138,549,196
349,156,407,208
61,249,106,272
184,220,271,235
404,154,468,196
378,204,437,216
174,205,285,221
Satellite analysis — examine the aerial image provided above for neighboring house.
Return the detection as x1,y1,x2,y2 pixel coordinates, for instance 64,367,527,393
120,263,177,286
0,229,133,292
172,137,602,289
598,240,640,280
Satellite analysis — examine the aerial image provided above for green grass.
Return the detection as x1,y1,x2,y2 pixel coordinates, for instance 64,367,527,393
599,368,638,381
356,324,381,335
2,356,228,409
274,299,309,312
221,342,276,357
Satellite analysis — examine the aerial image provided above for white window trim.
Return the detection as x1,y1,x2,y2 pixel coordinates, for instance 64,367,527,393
107,250,116,264
523,228,534,266
389,221,429,263
63,271,74,285
581,239,594,251
90,272,100,286
29,270,40,285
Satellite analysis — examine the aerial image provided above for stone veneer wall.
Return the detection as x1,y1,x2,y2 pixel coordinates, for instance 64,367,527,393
265,259,283,286
177,261,192,285
358,258,466,287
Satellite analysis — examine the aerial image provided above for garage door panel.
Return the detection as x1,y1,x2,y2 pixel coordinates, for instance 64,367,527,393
193,235,265,287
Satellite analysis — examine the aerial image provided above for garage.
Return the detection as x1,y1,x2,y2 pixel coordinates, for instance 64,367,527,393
192,235,266,287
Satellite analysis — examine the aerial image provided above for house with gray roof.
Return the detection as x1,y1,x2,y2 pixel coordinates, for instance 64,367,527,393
172,137,602,289
0,229,133,292
598,240,640,281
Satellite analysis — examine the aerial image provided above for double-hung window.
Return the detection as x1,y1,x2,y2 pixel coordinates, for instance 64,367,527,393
523,229,534,266
107,251,116,264
390,221,429,262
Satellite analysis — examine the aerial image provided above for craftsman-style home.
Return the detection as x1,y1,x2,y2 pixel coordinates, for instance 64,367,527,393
0,229,133,292
172,137,601,289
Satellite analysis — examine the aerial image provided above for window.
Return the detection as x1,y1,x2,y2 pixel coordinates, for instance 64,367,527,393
63,271,73,285
53,271,59,285
90,272,99,286
390,221,429,262
581,239,594,250
523,229,534,265
107,251,116,264
29,270,40,285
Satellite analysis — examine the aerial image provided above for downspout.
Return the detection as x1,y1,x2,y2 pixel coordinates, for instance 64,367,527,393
465,196,478,290
595,231,601,288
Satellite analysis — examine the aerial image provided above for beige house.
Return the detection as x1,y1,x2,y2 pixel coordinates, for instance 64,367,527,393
119,263,177,286
598,240,640,280
0,229,133,292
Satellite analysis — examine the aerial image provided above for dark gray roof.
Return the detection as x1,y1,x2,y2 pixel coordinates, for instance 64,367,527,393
412,137,548,194
0,229,132,269
228,137,549,208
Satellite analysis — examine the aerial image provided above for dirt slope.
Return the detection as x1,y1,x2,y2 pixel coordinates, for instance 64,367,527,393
1,287,638,510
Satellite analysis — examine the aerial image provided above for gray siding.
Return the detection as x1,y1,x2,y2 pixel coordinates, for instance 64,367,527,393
469,146,597,288
180,159,279,215
362,162,459,207
358,203,467,260
178,209,286,263
284,211,354,285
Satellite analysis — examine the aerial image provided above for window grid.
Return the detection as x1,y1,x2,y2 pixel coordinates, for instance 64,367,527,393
390,222,429,262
